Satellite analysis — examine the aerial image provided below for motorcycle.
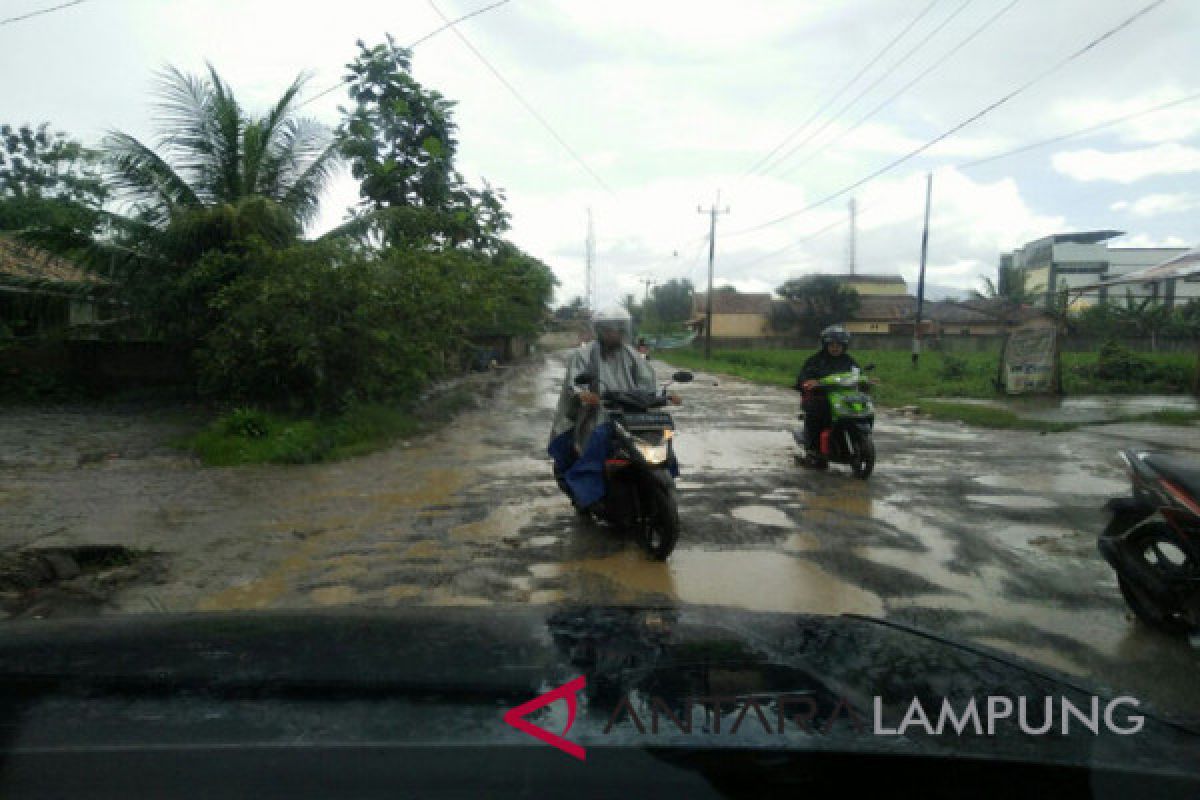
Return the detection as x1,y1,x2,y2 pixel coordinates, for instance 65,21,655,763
793,365,878,480
568,369,694,560
1099,448,1200,635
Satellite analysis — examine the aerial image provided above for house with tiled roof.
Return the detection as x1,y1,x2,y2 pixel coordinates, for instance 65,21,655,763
0,236,112,337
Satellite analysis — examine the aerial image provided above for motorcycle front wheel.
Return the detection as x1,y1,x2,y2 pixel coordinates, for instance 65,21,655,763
640,480,680,561
849,430,875,480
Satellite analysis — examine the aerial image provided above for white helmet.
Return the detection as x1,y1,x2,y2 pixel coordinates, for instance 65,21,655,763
590,306,633,342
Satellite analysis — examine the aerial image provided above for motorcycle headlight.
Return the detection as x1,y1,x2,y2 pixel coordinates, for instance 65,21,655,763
633,433,671,465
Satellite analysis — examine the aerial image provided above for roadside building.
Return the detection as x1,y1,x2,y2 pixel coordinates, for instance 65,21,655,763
0,236,112,338
689,291,773,340
999,231,1194,310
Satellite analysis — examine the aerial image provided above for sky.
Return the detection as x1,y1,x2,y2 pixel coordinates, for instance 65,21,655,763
3,0,1199,307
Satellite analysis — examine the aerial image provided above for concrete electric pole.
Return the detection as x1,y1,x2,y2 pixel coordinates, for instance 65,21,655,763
697,191,730,360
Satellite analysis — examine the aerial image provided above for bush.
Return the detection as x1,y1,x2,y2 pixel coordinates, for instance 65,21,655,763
218,407,272,439
938,354,968,380
197,241,447,412
1091,340,1151,381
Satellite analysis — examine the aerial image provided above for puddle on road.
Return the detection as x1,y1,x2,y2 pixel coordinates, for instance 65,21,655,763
965,495,1058,510
529,589,567,604
423,590,492,607
674,429,792,472
562,549,883,616
782,532,819,551
450,496,563,542
309,585,359,606
529,563,564,580
382,585,422,601
730,505,795,528
805,491,873,518
973,472,1125,496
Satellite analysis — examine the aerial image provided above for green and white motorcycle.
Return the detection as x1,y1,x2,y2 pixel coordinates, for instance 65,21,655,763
794,365,878,480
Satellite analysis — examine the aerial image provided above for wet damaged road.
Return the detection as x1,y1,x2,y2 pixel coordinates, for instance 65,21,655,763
2,351,1199,720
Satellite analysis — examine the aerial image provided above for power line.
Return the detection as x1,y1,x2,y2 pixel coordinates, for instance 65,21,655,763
723,0,1169,239
295,0,512,110
0,0,86,27
409,0,510,47
780,0,1021,179
427,0,614,194
763,0,976,178
742,0,941,179
957,90,1200,170
728,89,1200,270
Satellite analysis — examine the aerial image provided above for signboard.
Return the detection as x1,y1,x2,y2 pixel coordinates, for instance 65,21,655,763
1002,323,1056,395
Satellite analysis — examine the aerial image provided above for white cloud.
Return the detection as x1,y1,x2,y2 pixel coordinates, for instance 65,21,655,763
1110,233,1190,248
1051,143,1200,183
1109,192,1198,217
1053,91,1200,145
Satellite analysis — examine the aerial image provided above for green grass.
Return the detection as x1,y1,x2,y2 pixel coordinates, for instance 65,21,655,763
918,401,1078,432
1114,409,1200,427
180,389,476,466
660,347,1196,431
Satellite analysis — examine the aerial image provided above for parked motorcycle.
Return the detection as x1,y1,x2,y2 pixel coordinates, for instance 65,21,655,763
793,365,878,479
570,370,693,560
1099,448,1200,635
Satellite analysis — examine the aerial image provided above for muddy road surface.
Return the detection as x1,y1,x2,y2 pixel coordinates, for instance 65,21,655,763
1,351,1198,720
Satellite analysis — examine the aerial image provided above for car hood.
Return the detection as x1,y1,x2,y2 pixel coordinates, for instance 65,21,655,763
0,605,1196,777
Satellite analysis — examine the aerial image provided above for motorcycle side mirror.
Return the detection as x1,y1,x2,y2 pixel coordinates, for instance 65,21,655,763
574,373,593,386
672,371,694,383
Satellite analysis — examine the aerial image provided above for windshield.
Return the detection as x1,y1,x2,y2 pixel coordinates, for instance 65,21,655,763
3,0,1200,792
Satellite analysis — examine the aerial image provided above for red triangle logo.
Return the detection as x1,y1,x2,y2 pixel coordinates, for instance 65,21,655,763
503,675,587,761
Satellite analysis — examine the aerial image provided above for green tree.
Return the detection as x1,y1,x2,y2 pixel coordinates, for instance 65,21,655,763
972,263,1044,307
648,278,694,325
335,36,509,250
103,65,341,344
776,275,860,335
0,122,108,248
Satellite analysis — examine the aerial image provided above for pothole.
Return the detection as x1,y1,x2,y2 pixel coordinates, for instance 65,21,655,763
0,545,165,619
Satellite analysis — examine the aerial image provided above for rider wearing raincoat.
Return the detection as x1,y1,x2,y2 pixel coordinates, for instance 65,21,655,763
548,307,678,510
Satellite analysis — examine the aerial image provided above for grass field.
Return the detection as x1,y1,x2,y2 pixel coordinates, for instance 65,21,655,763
180,389,475,466
660,347,1199,431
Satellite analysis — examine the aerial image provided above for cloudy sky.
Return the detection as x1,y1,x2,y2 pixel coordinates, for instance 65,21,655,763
3,0,1199,306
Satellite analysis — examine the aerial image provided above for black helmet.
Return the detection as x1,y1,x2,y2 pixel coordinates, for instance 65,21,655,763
819,325,850,349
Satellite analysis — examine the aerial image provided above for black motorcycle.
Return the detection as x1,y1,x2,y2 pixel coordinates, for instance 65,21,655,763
1099,448,1200,635
569,370,693,560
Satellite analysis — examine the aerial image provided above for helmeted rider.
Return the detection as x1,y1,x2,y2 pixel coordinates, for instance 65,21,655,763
795,324,859,467
548,307,680,510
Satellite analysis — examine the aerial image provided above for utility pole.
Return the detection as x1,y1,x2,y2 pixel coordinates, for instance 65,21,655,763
848,197,857,276
639,277,656,306
585,208,595,313
912,173,933,368
697,191,730,360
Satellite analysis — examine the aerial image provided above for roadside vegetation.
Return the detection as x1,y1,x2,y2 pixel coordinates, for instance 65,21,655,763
1,37,556,464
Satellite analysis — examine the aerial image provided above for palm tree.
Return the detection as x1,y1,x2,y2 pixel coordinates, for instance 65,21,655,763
99,65,340,343
971,263,1044,308
105,65,338,241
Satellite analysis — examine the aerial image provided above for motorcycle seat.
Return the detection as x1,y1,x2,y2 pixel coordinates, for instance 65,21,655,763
1143,453,1200,501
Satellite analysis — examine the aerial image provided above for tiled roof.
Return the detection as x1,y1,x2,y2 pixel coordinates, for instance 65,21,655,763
0,236,105,288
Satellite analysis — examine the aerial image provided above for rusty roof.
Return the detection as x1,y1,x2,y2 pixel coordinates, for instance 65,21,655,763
0,236,106,288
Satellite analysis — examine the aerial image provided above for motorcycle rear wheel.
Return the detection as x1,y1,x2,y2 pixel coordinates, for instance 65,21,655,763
1116,522,1195,635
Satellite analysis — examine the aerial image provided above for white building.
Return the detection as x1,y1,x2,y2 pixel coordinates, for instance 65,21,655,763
999,231,1198,309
